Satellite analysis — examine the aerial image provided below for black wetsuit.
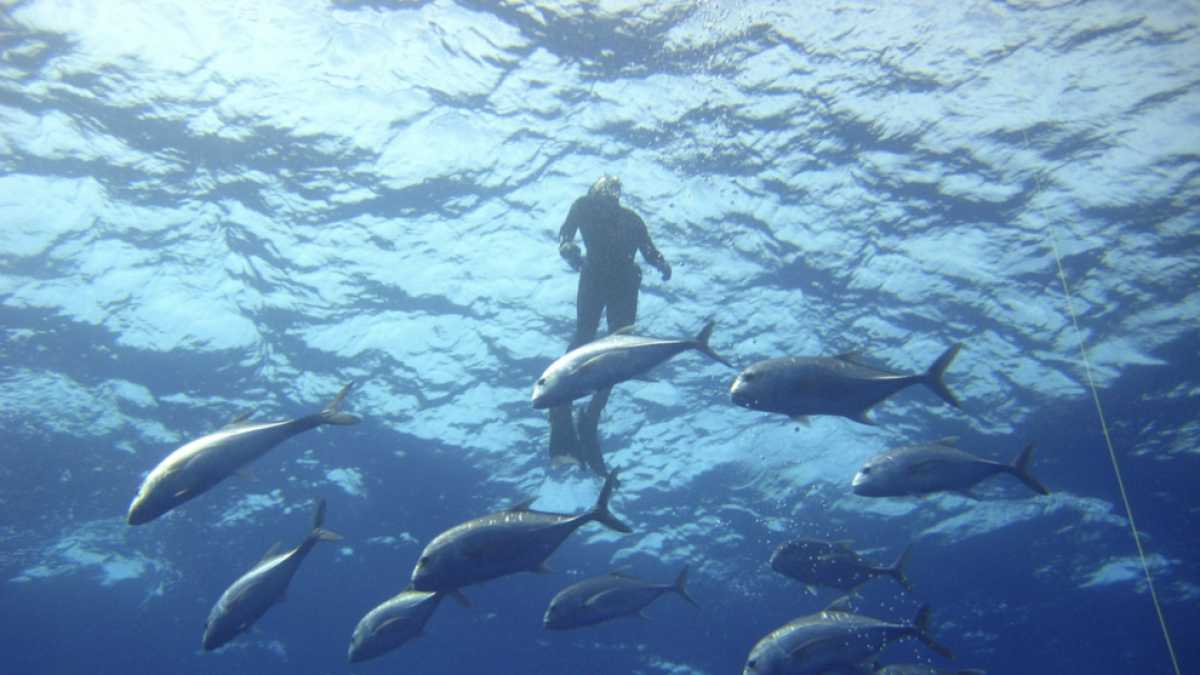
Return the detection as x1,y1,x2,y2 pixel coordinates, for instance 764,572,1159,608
550,192,669,475
558,194,669,350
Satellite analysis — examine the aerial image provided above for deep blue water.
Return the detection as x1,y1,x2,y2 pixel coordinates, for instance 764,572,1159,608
3,1,1199,674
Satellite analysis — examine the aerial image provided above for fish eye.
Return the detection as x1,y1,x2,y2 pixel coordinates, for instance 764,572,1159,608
748,658,758,669
742,373,755,382
537,377,545,385
419,556,430,565
861,467,871,475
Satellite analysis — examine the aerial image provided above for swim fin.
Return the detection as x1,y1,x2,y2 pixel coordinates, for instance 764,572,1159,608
576,387,612,477
548,404,582,469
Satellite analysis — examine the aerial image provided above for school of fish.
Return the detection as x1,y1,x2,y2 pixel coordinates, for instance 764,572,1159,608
122,297,1048,673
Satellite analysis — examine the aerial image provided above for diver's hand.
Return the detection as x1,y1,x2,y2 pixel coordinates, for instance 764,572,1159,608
658,260,672,281
559,242,584,271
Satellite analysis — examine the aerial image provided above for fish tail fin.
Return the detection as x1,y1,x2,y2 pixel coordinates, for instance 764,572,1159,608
672,566,702,609
693,321,733,368
910,604,956,661
310,498,344,542
321,381,361,425
587,468,633,533
921,344,962,408
889,544,916,594
1008,442,1050,496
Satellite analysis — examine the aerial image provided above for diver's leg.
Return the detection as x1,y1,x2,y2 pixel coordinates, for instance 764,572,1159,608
604,266,642,335
569,265,605,351
551,270,599,467
577,267,642,475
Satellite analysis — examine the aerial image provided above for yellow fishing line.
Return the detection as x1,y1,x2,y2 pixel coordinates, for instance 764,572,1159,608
996,8,1180,672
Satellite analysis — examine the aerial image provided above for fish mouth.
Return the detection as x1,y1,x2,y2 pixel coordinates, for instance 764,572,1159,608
849,473,875,495
126,501,152,526
728,386,753,408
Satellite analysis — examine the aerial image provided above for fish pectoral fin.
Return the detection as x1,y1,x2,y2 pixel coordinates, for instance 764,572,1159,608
449,589,473,609
577,352,626,374
583,589,622,609
235,465,259,481
374,617,406,634
935,436,960,447
785,640,825,662
905,459,953,476
632,372,659,383
534,561,555,574
608,566,636,578
791,415,811,427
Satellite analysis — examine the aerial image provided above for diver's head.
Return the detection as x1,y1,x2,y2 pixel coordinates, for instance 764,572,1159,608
588,174,622,202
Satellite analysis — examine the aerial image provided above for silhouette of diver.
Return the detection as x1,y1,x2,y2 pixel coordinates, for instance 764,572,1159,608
549,174,671,475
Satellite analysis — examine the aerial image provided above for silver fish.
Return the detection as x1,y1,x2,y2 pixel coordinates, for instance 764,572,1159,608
729,345,961,425
743,598,955,675
769,539,914,595
202,499,342,651
543,566,700,630
531,322,732,409
128,382,359,525
411,471,631,595
851,438,1049,498
348,588,447,663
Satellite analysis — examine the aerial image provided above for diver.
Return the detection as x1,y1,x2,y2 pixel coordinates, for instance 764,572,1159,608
548,174,672,474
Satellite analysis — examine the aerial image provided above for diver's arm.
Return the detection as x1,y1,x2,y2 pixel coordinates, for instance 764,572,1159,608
558,200,585,270
633,213,671,281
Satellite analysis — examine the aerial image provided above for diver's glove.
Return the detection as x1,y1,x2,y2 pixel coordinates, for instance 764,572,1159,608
658,260,672,281
559,241,584,271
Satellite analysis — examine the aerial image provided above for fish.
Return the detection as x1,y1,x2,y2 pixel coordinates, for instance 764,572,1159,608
127,382,360,525
531,321,732,409
851,438,1049,499
202,499,342,651
410,470,631,595
769,539,914,595
743,597,955,675
876,665,986,675
543,565,700,630
729,344,961,425
348,588,447,663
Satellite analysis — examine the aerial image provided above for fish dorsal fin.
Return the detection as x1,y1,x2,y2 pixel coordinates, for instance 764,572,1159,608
935,436,960,447
259,542,283,563
824,596,853,613
609,566,636,578
834,349,867,364
219,410,257,430
507,497,538,512
833,539,855,549
610,325,637,336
